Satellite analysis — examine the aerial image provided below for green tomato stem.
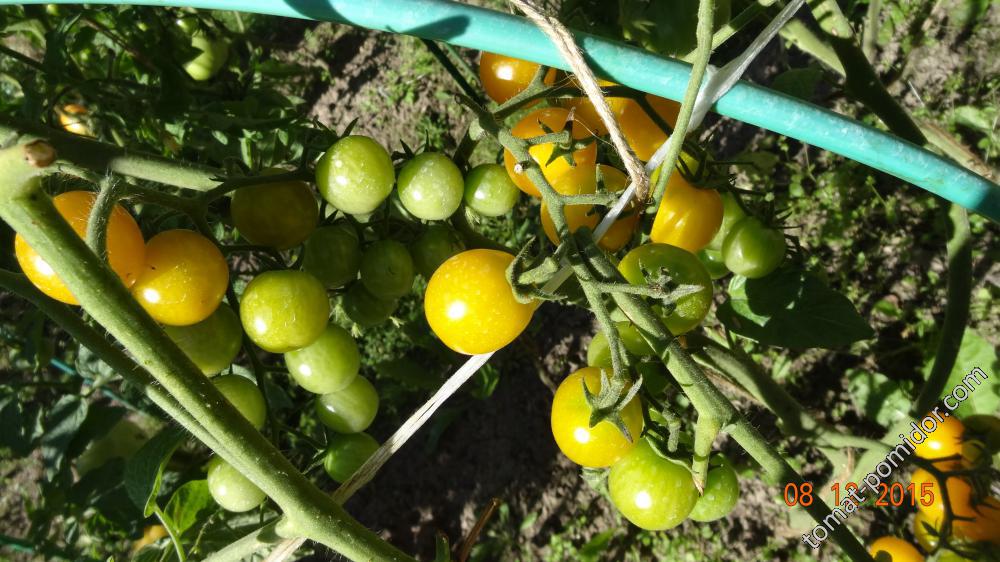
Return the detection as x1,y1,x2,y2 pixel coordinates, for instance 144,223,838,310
0,142,412,562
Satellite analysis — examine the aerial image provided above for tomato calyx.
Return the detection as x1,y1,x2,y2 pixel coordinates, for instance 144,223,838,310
506,237,566,303
582,368,643,443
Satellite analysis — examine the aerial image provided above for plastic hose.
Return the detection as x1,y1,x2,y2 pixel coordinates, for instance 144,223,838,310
11,0,1000,221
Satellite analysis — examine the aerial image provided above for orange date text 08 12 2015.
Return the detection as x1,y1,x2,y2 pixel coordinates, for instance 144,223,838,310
783,481,935,509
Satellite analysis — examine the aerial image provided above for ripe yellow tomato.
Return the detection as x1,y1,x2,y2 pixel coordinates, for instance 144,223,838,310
559,78,629,136
910,491,1000,547
132,229,229,326
131,525,168,553
15,190,145,305
503,107,596,198
650,170,723,253
912,510,938,552
540,165,639,252
424,249,535,355
869,536,924,562
618,95,680,161
550,367,643,468
478,52,556,104
58,103,93,137
914,414,966,468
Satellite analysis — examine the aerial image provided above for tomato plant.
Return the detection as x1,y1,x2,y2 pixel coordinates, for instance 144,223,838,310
688,455,740,522
323,432,379,483
359,240,415,300
550,367,644,467
503,107,597,197
132,229,229,326
618,243,713,335
15,190,145,305
213,374,267,429
478,52,556,104
608,438,700,530
284,324,361,394
722,217,786,279
464,163,520,217
303,223,362,288
239,270,331,352
230,172,318,250
397,152,465,220
315,376,380,434
423,249,535,355
316,135,395,215
207,456,267,512
868,536,924,562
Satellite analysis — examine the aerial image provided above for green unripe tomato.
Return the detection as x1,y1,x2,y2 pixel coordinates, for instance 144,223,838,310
359,240,414,299
688,455,740,522
182,31,229,81
284,324,360,394
410,224,465,278
397,152,464,220
206,456,266,512
608,439,699,530
618,244,713,335
698,248,729,280
240,270,330,353
303,223,362,289
316,136,395,215
342,283,398,328
315,376,379,433
464,163,519,217
707,191,745,252
722,217,786,279
587,331,612,368
212,375,267,429
587,322,654,368
163,305,242,376
231,172,318,250
322,432,379,483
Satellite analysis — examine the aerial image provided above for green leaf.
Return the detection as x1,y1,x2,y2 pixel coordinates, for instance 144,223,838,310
922,329,1000,417
433,532,451,562
771,67,824,100
378,358,442,390
165,480,215,538
846,369,910,427
41,395,88,479
952,105,998,135
717,269,874,349
0,395,43,456
125,426,186,516
579,529,615,562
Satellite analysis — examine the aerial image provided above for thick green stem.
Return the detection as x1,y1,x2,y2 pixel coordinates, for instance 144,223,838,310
0,118,222,191
914,204,972,415
0,143,411,562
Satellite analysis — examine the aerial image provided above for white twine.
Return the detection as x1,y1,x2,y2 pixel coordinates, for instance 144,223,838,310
265,2,806,560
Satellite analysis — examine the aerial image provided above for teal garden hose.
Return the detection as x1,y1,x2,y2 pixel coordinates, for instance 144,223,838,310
10,0,1000,222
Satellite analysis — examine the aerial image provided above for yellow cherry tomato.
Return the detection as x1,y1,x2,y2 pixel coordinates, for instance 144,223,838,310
618,95,680,161
131,525,169,553
914,414,967,468
559,78,629,136
503,107,597,198
424,249,535,355
539,165,639,252
912,510,939,552
132,229,229,326
550,367,644,468
910,490,1000,547
14,190,145,305
869,536,924,562
58,103,93,137
478,52,556,104
649,170,723,253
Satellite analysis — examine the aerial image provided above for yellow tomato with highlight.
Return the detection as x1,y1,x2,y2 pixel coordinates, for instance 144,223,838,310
15,190,145,305
540,165,640,252
869,536,924,562
550,367,644,468
650,169,723,253
478,52,557,104
58,103,93,137
503,107,596,197
132,229,229,326
424,249,535,355
914,414,966,468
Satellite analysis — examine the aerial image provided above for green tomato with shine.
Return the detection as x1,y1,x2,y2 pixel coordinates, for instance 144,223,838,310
689,455,740,522
213,375,267,429
181,24,229,82
323,432,379,483
284,324,360,394
207,456,266,512
397,153,464,220
608,438,699,530
240,270,330,353
698,248,729,280
315,376,379,433
316,136,395,215
464,163,519,217
707,191,745,252
411,224,465,278
164,305,242,376
360,240,415,299
618,244,713,335
722,217,786,279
